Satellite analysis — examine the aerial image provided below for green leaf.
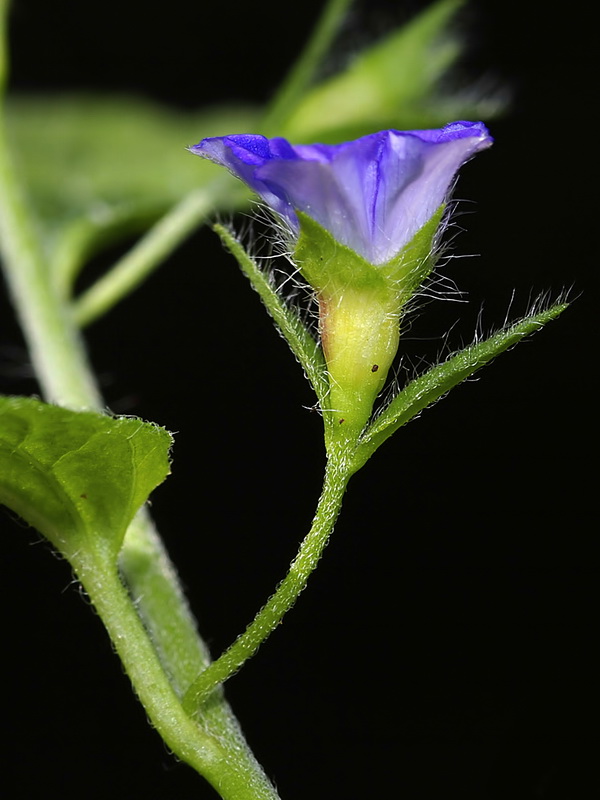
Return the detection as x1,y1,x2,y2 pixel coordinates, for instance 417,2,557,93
0,396,172,563
352,302,568,470
5,94,258,282
213,223,329,409
280,0,502,144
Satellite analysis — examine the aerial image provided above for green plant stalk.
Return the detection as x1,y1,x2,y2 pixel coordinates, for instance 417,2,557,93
184,451,352,714
0,165,280,796
0,3,358,789
0,122,102,409
73,182,229,327
0,0,99,408
74,547,279,800
119,509,214,696
0,44,278,799
0,77,204,685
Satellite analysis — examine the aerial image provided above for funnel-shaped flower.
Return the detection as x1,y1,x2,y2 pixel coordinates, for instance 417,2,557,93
190,123,492,441
189,122,492,265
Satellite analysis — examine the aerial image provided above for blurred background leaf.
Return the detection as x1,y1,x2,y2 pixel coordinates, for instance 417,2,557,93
279,0,503,143
5,95,258,283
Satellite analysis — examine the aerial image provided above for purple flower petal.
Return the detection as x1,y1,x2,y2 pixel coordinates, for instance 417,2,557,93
190,122,492,265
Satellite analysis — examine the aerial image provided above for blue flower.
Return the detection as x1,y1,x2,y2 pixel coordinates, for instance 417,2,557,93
189,122,493,266
190,123,494,437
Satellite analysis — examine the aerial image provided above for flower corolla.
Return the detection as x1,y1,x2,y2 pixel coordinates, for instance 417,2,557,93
189,122,492,266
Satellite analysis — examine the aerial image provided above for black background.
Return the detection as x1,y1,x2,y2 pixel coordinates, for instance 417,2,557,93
1,1,595,798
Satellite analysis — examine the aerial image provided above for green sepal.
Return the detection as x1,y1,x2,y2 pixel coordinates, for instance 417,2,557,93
295,212,388,294
0,396,172,564
351,302,568,471
295,214,396,439
294,212,443,442
379,205,445,298
295,208,443,304
212,223,329,409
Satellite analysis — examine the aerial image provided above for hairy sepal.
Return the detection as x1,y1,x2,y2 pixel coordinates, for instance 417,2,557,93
294,212,442,441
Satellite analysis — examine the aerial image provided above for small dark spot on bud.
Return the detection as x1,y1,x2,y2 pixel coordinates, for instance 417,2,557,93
80,493,88,499
371,364,379,372
339,418,345,425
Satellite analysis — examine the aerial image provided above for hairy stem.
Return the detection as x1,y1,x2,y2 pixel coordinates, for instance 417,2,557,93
119,510,214,695
77,550,279,800
183,453,351,714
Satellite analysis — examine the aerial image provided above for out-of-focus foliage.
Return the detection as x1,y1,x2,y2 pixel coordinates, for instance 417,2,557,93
5,95,258,268
279,0,502,143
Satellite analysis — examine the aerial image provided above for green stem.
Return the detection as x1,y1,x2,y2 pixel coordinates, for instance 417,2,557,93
0,20,278,793
119,509,214,696
73,183,227,327
0,111,102,409
183,452,351,714
76,550,279,800
262,0,354,132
